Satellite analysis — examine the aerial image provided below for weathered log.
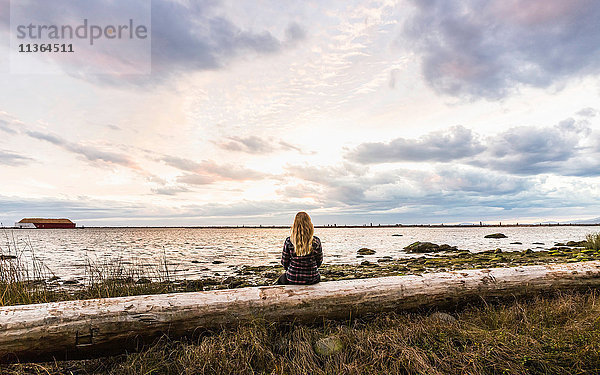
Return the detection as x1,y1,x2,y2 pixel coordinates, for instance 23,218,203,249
2,261,600,362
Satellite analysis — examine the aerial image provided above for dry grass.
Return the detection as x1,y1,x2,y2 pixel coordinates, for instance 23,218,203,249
0,231,59,306
0,232,181,306
586,232,600,251
3,290,600,374
80,251,178,300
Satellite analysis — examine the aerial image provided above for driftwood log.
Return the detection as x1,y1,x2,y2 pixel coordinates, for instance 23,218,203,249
2,260,600,362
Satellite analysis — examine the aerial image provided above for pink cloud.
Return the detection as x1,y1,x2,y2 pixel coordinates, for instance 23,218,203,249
491,0,589,26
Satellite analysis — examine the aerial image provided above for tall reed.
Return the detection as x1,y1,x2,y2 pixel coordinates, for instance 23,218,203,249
1,229,180,306
0,230,57,306
80,248,178,300
586,232,600,250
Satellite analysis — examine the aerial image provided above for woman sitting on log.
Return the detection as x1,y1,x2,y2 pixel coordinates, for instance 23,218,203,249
276,212,323,285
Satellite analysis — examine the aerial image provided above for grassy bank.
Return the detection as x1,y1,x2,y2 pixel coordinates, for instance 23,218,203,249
3,290,600,374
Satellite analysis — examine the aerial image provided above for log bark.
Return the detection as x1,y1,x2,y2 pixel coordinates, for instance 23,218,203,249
2,261,600,362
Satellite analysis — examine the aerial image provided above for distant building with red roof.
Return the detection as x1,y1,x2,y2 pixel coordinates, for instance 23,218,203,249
15,218,76,229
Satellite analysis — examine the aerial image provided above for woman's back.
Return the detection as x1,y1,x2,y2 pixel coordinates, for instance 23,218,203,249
281,236,323,284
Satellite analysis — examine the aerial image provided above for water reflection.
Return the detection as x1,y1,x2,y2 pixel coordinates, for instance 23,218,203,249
0,226,595,280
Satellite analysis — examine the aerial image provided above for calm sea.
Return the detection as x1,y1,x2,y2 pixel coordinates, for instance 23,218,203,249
1,226,597,281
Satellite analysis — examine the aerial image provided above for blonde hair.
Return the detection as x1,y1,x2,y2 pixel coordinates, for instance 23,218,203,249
291,212,314,256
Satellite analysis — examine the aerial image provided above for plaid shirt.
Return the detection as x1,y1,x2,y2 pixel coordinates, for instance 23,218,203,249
281,236,323,284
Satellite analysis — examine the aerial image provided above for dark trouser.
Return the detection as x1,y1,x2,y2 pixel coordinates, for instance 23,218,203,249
275,272,320,285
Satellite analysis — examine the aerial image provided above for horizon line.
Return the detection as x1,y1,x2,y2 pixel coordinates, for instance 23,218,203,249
4,223,600,229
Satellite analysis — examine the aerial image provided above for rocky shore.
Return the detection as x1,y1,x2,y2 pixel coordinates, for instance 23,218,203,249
173,240,597,292
2,237,597,305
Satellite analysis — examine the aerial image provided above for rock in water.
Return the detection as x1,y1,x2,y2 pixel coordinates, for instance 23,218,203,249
404,242,458,253
314,336,343,356
357,248,376,255
404,242,438,252
484,233,507,239
392,234,403,237
566,240,587,247
438,244,459,252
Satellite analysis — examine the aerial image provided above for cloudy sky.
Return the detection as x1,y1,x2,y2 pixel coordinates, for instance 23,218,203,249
1,0,600,226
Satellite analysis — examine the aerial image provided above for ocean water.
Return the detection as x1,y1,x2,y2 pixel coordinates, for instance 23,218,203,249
1,226,597,281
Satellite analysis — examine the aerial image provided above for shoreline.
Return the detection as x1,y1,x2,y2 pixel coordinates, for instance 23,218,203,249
4,244,599,302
